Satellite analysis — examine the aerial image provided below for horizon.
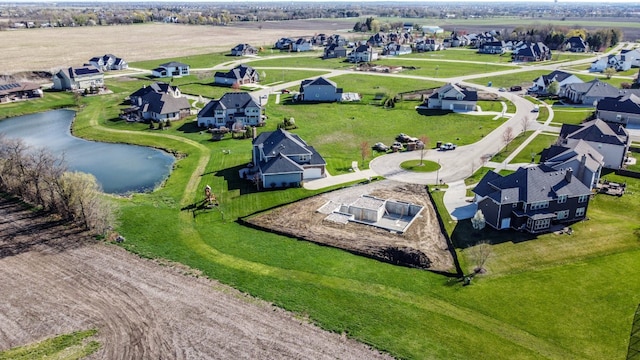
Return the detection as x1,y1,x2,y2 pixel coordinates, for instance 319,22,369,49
0,0,639,3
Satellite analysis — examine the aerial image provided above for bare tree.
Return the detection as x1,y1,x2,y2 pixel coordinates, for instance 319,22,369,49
359,141,370,166
469,240,492,274
419,135,429,166
502,126,515,152
480,153,492,165
520,116,531,134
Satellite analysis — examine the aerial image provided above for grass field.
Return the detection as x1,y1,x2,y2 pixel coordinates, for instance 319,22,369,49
3,38,640,360
487,130,534,163
509,133,559,164
0,329,99,359
551,106,593,125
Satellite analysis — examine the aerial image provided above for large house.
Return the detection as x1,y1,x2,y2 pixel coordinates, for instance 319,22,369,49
383,43,412,56
347,44,378,63
88,54,127,71
563,36,589,53
292,38,313,52
426,83,477,111
590,50,640,72
415,38,443,52
512,42,552,62
541,140,604,191
530,70,583,95
323,44,347,59
127,82,191,121
251,128,326,189
151,62,190,78
299,77,343,102
274,38,294,50
0,82,43,103
596,93,640,127
478,41,506,54
473,165,592,233
197,92,263,128
562,79,620,105
231,44,258,56
558,119,630,169
52,66,104,91
214,65,260,86
367,32,388,47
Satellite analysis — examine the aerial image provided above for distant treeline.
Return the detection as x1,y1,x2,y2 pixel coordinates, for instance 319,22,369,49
1,2,639,30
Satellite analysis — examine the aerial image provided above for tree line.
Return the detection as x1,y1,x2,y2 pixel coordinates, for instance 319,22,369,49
0,134,115,235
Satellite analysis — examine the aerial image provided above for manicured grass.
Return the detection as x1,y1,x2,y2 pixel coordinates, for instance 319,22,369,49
551,106,594,125
128,52,239,70
5,53,640,360
248,53,353,70
0,90,77,119
0,329,100,359
465,166,493,186
374,58,518,78
627,150,640,172
400,159,440,172
328,73,443,100
468,70,550,89
510,133,558,164
477,100,508,113
404,48,514,64
487,131,534,163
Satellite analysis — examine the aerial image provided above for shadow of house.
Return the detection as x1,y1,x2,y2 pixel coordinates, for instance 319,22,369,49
214,164,260,195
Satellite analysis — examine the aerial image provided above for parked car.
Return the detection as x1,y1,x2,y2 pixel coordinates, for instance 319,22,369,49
372,142,390,152
498,87,506,92
439,142,456,151
510,85,522,92
281,89,291,94
392,141,404,151
532,105,540,112
396,133,418,143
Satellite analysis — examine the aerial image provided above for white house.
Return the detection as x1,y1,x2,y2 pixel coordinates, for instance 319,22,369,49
292,38,313,52
426,83,477,111
383,43,412,56
299,77,342,102
152,62,190,78
530,70,583,95
128,82,191,121
347,45,378,63
88,54,127,71
197,92,263,128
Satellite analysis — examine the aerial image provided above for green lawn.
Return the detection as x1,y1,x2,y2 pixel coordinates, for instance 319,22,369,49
400,159,440,172
468,70,550,89
0,90,77,119
488,131,534,163
403,48,514,64
0,329,100,359
375,58,519,78
3,52,640,360
248,53,353,70
509,133,558,164
551,106,594,125
128,52,241,70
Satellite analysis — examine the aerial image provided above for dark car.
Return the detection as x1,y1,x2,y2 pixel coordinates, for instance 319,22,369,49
372,142,390,152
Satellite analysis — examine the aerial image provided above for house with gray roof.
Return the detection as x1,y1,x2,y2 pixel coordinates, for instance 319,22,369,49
558,119,630,169
383,42,412,56
128,82,191,121
530,70,583,95
596,93,640,127
478,41,506,54
151,62,190,78
197,92,263,128
251,128,326,189
214,65,260,86
563,36,589,53
348,44,379,63
473,165,592,233
292,38,313,52
274,37,294,50
323,43,347,59
562,79,621,105
299,77,343,102
512,42,551,62
415,38,443,52
52,66,104,91
231,44,258,56
541,140,604,190
0,82,43,103
88,54,127,71
426,83,477,111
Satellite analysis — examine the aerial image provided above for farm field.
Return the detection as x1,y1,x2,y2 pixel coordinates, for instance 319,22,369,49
1,19,640,360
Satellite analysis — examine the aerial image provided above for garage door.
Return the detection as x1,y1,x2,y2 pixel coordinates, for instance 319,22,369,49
304,168,322,179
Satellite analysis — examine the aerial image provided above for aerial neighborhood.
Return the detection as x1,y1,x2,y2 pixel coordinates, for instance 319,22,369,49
1,4,640,358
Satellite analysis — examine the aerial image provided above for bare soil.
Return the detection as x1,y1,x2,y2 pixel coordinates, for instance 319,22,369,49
0,196,392,360
246,180,456,273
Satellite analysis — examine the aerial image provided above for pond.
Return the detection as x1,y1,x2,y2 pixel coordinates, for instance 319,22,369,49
0,109,175,194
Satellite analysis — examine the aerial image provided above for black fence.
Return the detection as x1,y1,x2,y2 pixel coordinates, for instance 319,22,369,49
628,304,640,360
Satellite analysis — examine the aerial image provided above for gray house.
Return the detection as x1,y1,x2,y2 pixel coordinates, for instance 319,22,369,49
151,62,190,78
323,44,347,59
88,54,128,71
197,92,263,128
231,44,258,56
299,77,343,102
292,38,313,52
562,79,620,105
426,83,477,111
558,119,630,169
214,65,260,86
251,128,326,189
596,93,640,127
563,36,589,53
541,140,604,190
473,165,592,233
478,41,506,54
128,82,191,121
530,70,583,95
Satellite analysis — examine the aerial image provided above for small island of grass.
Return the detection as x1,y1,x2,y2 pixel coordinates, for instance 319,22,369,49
400,159,441,172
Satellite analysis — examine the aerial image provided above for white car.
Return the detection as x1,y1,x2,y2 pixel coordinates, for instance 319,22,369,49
439,142,456,151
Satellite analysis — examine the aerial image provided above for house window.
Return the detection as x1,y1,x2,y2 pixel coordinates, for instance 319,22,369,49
530,201,549,210
299,155,310,162
556,210,569,220
578,195,589,203
557,195,567,204
533,218,551,231
576,207,586,217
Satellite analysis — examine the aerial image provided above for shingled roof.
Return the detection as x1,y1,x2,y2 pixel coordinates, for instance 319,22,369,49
198,92,261,117
559,118,629,146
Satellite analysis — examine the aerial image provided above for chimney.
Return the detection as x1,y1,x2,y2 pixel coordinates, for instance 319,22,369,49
565,168,573,183
252,126,257,139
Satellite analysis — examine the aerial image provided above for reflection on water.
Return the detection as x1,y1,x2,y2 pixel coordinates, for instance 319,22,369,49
0,109,175,194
